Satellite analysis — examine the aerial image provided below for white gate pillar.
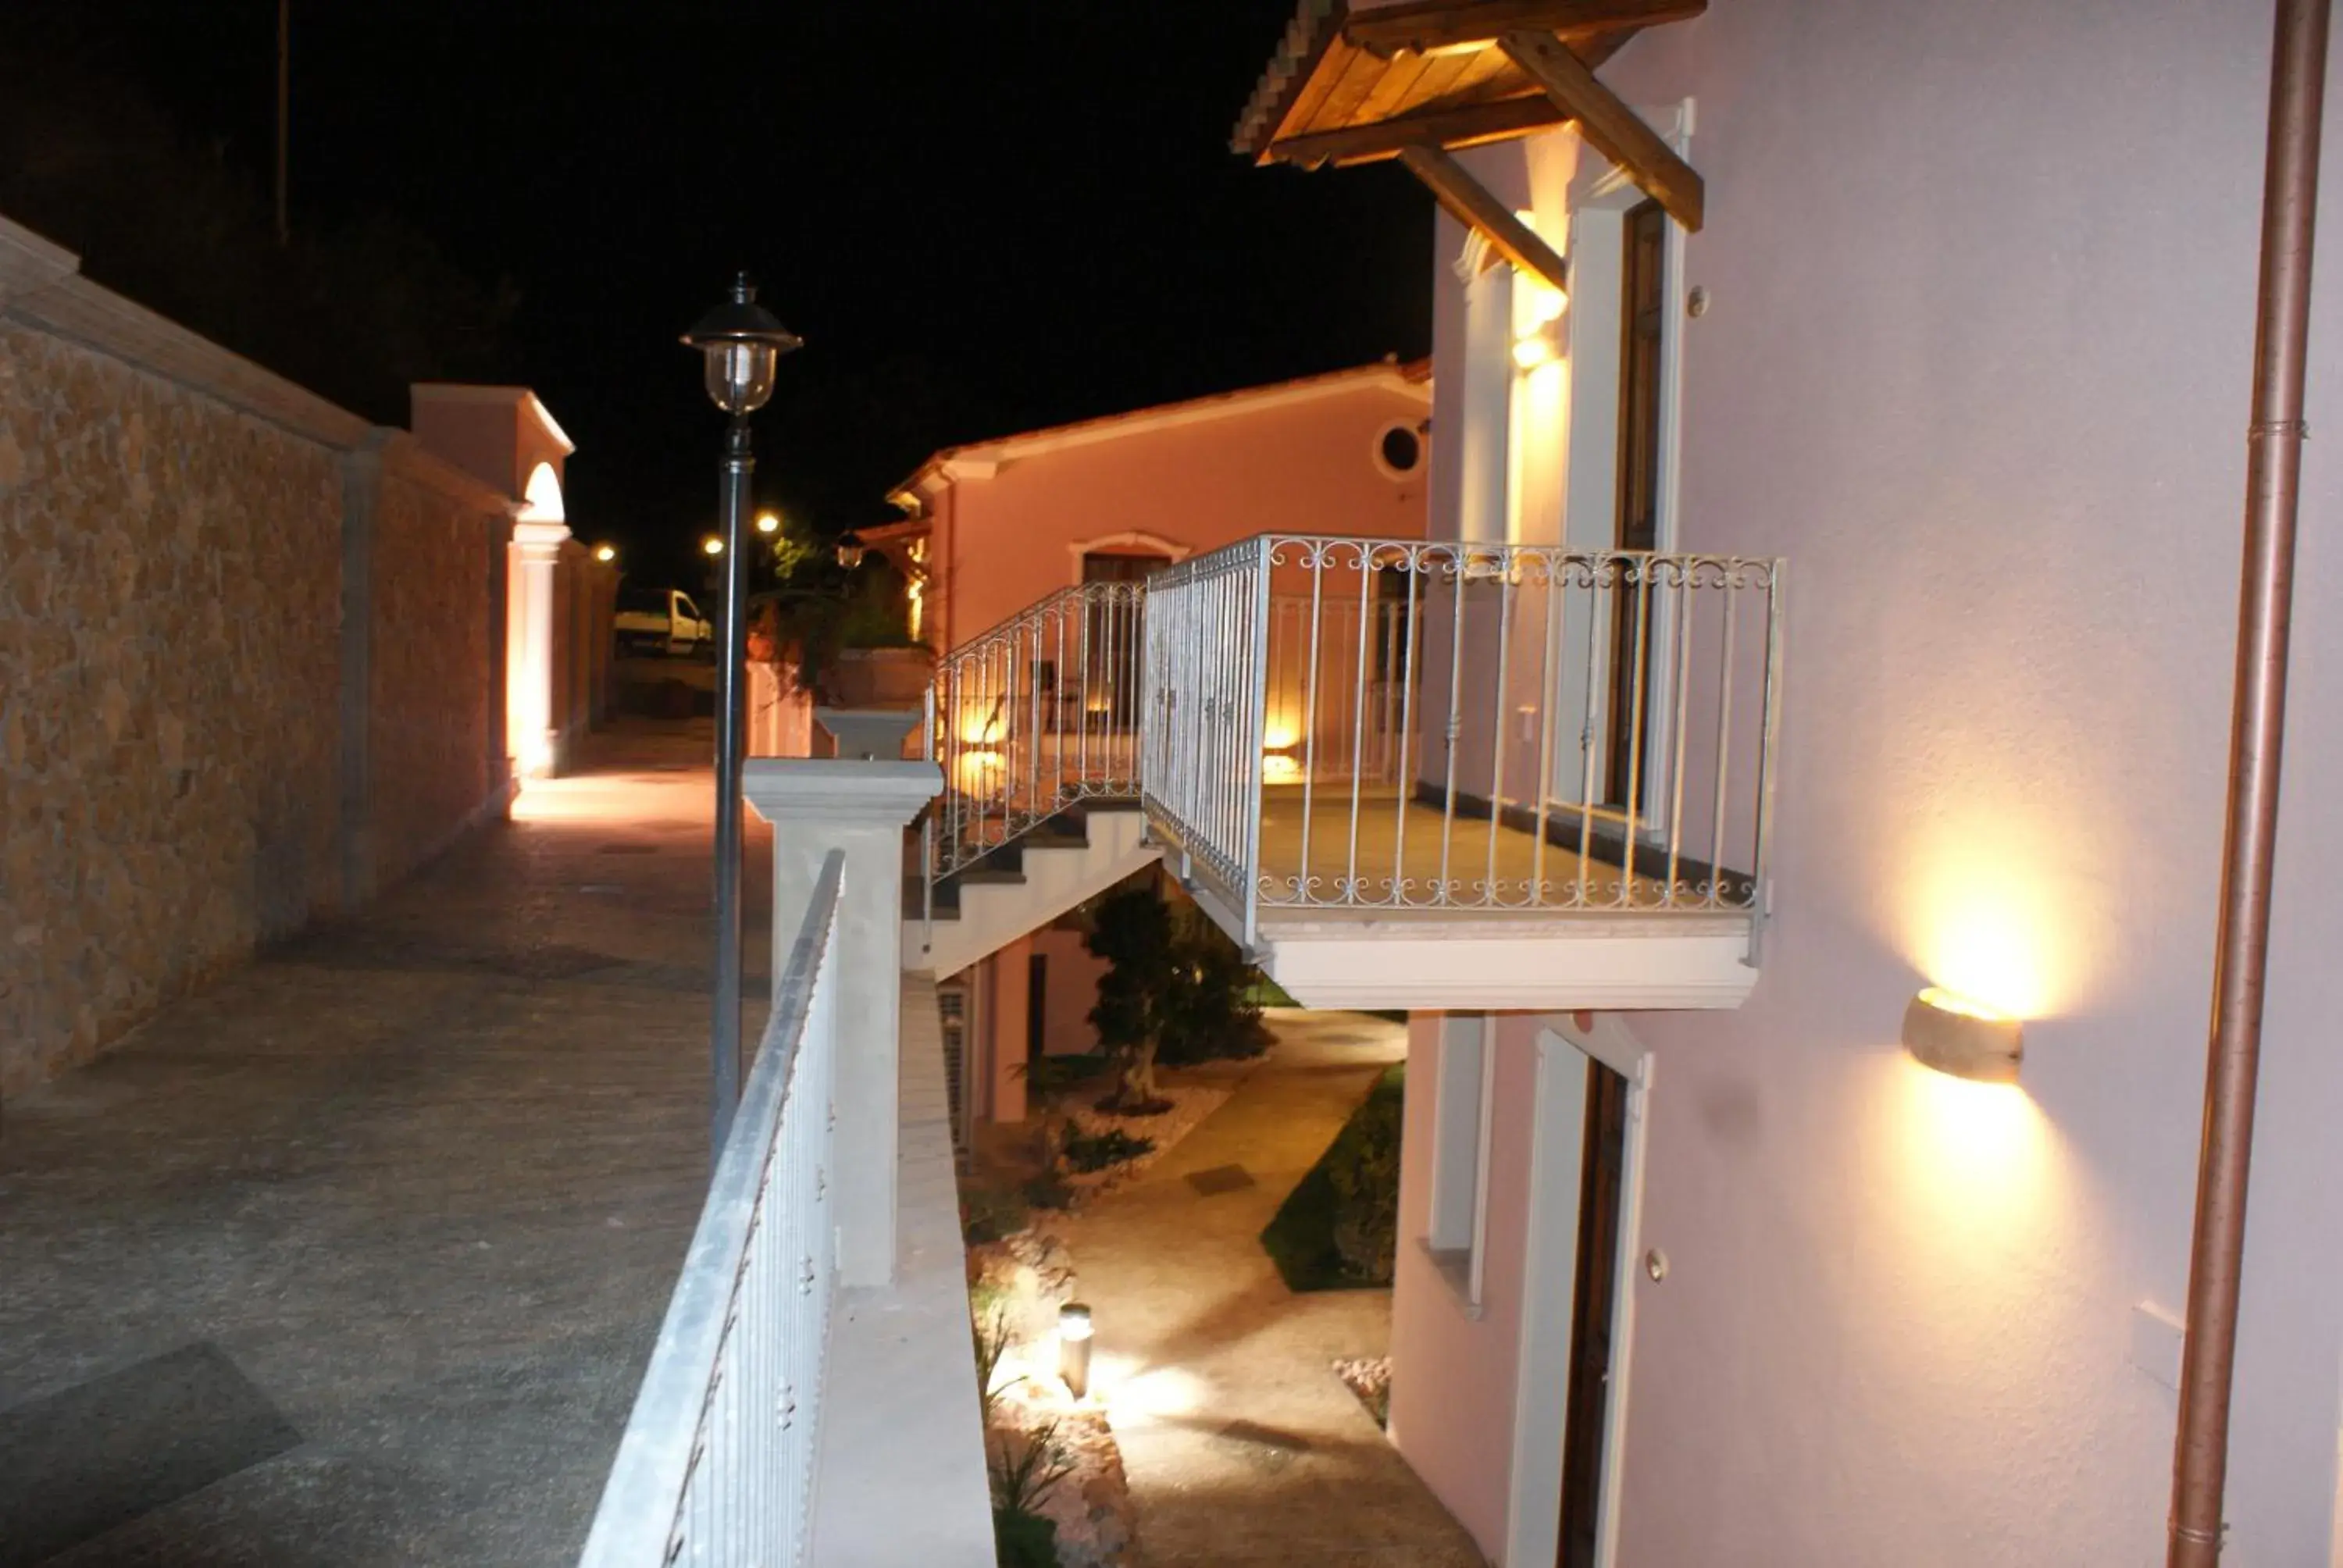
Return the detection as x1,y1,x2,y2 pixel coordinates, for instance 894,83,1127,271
744,757,940,1288
511,519,569,779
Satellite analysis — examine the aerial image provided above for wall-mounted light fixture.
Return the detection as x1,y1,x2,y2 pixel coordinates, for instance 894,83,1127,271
836,532,866,570
1512,319,1565,371
1512,254,1567,372
1902,986,2024,1084
1058,1302,1094,1400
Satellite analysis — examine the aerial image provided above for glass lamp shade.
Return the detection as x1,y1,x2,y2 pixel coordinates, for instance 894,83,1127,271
836,533,866,570
683,272,802,415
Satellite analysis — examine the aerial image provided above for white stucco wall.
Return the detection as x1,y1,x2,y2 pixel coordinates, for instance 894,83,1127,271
1389,2,2343,1563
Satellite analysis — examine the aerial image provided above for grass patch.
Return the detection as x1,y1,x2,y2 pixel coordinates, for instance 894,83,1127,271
1260,1064,1405,1292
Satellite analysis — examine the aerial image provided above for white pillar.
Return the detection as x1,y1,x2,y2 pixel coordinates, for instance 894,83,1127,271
744,757,940,1288
512,519,568,779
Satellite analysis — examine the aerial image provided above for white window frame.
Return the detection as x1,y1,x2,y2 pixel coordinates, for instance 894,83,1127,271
1424,1012,1498,1315
1548,105,1696,825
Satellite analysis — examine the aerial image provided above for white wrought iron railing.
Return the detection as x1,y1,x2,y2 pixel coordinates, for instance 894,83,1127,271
576,851,845,1568
1142,536,1785,948
922,582,1145,892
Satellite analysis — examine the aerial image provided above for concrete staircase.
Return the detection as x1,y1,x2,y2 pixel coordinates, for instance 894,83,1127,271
905,801,1159,978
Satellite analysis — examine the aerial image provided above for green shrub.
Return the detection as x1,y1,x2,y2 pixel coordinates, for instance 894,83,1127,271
1261,1065,1405,1291
1060,1125,1154,1173
989,1423,1073,1567
1157,912,1274,1066
993,1506,1060,1568
961,1184,1029,1245
1325,1070,1403,1284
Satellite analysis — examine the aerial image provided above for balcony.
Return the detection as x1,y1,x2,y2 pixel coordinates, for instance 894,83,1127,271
1140,536,1785,1010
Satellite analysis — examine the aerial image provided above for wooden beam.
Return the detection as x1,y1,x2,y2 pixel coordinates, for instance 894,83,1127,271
1347,0,1703,56
1395,143,1569,291
1498,29,1704,230
1267,94,1572,169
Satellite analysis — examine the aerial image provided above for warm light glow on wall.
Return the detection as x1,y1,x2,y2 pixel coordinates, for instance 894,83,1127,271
1262,722,1300,752
1510,225,1568,377
955,708,1005,747
1899,851,2065,1022
953,749,1005,793
1837,1052,2100,1451
1262,753,1304,786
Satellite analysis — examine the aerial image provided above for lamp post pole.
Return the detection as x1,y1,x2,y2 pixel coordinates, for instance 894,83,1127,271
683,273,801,1167
710,419,752,1155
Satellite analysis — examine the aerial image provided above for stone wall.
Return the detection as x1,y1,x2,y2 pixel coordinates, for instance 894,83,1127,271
0,320,347,1090
0,216,522,1094
365,448,508,893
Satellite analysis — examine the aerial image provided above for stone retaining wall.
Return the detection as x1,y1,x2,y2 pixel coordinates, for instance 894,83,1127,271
0,216,520,1093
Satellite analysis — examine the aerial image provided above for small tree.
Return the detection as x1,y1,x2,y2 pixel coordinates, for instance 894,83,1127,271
1158,910,1273,1066
1083,885,1175,1114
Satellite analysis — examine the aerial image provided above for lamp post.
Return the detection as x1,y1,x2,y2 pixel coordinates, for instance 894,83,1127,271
683,273,801,1164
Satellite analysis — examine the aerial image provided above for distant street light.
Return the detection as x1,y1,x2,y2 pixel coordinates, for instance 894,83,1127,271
755,511,782,536
683,273,802,1166
594,543,616,564
702,536,726,556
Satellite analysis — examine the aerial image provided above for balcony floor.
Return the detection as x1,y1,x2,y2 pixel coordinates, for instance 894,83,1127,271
0,722,752,1566
1171,788,1762,1011
1255,786,1728,913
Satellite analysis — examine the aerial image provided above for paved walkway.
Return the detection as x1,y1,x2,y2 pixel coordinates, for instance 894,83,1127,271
1057,1011,1485,1568
0,720,760,1567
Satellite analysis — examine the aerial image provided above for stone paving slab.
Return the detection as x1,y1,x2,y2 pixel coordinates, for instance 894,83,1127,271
0,721,762,1566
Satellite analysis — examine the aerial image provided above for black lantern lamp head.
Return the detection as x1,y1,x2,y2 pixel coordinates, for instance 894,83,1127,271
836,532,866,571
683,272,801,415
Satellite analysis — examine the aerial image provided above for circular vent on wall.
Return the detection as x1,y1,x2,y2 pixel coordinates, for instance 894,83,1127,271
1375,422,1424,479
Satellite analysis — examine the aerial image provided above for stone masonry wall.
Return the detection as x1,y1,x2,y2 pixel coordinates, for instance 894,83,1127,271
0,320,345,1092
367,457,502,892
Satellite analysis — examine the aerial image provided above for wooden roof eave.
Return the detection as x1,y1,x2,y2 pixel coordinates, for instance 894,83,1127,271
1246,1,1709,253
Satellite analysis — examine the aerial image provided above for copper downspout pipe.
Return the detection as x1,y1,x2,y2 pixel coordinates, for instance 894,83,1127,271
2168,1,2330,1561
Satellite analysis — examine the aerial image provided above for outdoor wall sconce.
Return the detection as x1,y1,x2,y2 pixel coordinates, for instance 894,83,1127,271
1902,987,2024,1084
836,533,867,571
1058,1303,1094,1401
1511,319,1564,371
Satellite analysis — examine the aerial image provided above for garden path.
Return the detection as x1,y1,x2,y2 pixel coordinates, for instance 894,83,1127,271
1053,1010,1485,1568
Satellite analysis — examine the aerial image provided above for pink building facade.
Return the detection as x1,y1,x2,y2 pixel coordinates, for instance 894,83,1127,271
872,361,1431,655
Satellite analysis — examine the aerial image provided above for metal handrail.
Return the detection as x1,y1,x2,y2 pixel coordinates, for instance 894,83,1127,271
1142,535,1786,946
924,580,1146,887
577,851,846,1568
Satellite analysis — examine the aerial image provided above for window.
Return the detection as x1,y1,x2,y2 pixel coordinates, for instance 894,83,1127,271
1428,1013,1496,1311
1375,421,1425,478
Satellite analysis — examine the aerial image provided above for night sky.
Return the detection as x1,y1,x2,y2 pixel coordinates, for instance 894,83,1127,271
10,2,1433,584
